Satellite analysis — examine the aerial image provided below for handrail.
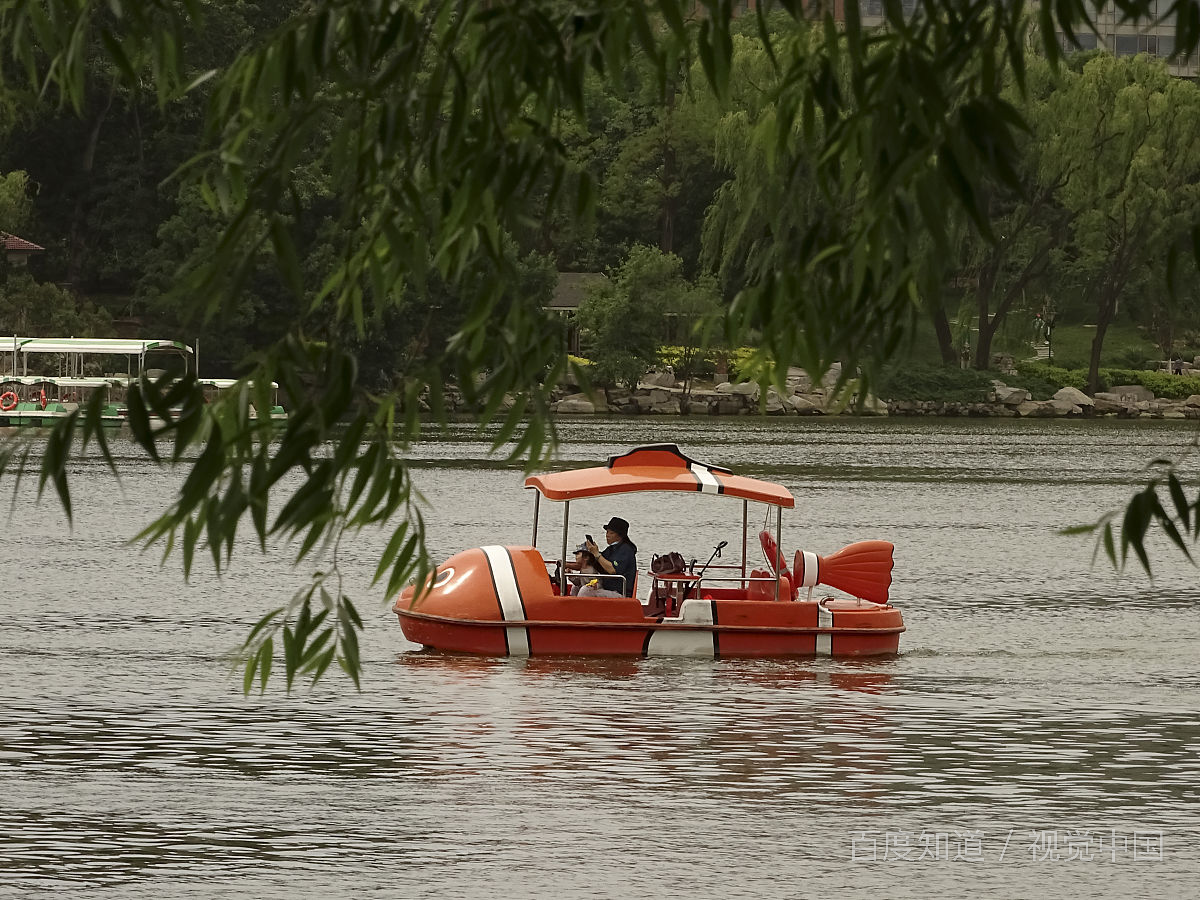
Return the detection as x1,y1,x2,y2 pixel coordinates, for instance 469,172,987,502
541,557,627,596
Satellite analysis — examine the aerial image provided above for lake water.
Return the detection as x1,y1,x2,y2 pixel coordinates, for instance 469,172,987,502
1,417,1198,898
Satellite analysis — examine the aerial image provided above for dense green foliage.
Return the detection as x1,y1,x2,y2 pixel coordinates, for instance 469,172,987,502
875,365,999,403
578,245,701,388
1017,361,1200,399
5,6,1200,387
5,2,1200,688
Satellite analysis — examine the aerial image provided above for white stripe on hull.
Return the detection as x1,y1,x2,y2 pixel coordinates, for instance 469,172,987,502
816,599,834,656
481,545,530,657
646,599,717,657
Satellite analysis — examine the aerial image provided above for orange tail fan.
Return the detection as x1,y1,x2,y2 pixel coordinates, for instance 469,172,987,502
792,541,894,604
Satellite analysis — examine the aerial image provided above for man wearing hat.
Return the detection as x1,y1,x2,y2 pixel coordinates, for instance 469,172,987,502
584,517,638,597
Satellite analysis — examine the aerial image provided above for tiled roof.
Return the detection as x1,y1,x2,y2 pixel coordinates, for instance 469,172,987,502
1,232,44,252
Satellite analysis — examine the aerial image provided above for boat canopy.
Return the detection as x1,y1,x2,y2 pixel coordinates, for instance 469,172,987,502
524,443,795,508
199,378,280,390
12,337,193,357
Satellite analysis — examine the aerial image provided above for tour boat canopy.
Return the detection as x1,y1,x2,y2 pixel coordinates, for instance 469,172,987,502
524,444,795,508
12,337,193,357
7,336,195,379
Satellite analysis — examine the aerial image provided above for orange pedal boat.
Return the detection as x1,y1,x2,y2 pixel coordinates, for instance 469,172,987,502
393,444,904,658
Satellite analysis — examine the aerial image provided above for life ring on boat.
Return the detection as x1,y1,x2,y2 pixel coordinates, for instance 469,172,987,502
0,391,17,411
39,389,47,410
759,530,797,600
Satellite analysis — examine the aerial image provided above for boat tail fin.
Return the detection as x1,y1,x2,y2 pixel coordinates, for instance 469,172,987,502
793,541,894,604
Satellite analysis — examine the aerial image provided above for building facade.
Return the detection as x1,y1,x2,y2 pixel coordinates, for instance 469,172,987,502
725,2,1198,78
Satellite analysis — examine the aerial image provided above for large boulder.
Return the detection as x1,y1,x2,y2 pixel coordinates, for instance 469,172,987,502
1092,397,1133,416
786,367,814,393
1183,394,1200,408
789,395,823,414
819,362,843,389
639,370,677,389
763,389,788,414
1053,386,1094,407
995,385,1030,406
857,393,889,415
554,395,596,414
1016,399,1055,417
1048,398,1083,416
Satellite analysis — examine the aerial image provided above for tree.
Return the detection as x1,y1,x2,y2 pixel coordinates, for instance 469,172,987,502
1049,55,1200,395
1140,249,1200,362
0,170,31,233
954,60,1074,371
577,244,673,388
5,1,1200,689
0,270,112,336
662,271,722,405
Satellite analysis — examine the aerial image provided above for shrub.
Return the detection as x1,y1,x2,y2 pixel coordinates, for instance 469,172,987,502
875,364,996,402
657,345,718,379
1138,371,1200,400
1013,361,1087,391
1013,362,1200,399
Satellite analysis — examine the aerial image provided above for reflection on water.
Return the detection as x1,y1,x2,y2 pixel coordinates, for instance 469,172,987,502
1,420,1199,898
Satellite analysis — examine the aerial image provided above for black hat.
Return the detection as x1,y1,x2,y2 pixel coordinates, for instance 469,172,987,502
603,517,629,537
573,543,590,554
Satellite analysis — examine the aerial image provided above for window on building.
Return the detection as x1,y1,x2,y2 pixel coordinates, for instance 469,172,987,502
1060,31,1099,52
1159,35,1175,58
1138,34,1158,55
862,0,917,17
1112,34,1138,56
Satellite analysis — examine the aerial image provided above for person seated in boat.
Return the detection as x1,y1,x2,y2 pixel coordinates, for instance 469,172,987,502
584,517,638,597
566,544,621,597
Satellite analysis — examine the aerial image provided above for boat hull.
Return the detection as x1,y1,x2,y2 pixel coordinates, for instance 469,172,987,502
393,546,904,659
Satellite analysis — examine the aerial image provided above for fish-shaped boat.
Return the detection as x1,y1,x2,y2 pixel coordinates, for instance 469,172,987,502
393,444,903,658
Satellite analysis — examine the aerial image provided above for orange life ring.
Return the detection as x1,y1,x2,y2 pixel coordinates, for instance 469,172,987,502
0,391,17,411
759,530,797,600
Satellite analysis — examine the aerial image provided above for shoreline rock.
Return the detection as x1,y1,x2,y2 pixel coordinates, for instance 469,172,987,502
438,371,1200,420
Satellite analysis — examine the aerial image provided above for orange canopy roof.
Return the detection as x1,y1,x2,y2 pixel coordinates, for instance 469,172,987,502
524,444,795,507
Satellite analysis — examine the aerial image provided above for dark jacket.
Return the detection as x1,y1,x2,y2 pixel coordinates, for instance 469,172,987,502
601,541,638,596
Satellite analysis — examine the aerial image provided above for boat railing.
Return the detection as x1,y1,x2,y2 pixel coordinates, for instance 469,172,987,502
539,557,628,597
647,567,791,611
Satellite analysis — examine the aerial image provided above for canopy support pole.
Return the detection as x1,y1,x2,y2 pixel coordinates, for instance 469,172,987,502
531,491,540,547
741,499,748,585
560,500,570,595
774,505,783,602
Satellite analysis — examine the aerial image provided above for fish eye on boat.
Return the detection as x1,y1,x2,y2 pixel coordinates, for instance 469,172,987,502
433,568,454,587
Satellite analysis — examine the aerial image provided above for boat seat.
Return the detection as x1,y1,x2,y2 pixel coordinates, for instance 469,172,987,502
748,569,790,601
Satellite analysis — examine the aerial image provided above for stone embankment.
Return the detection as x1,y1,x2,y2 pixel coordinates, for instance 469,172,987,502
545,366,1200,419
